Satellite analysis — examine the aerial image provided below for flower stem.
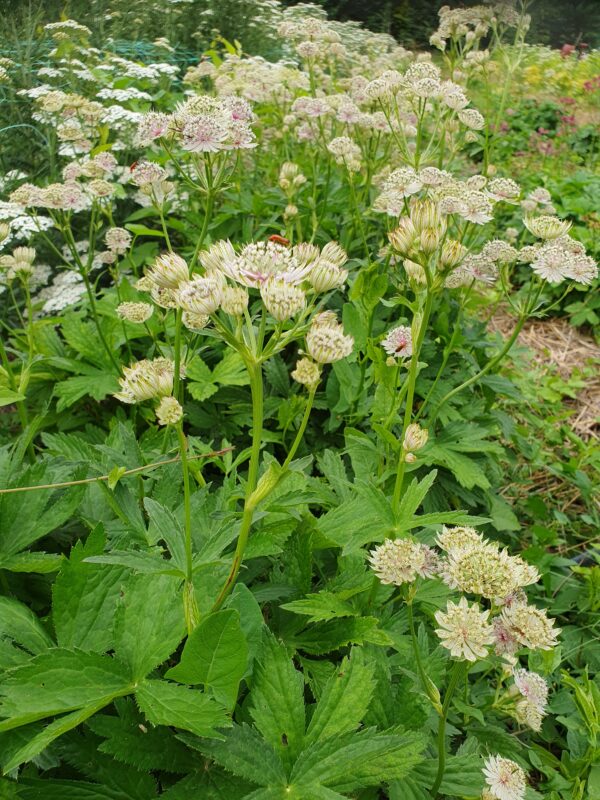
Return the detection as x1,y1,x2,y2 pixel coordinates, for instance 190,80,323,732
430,660,467,798
283,386,316,468
178,423,198,634
211,358,263,611
391,284,434,513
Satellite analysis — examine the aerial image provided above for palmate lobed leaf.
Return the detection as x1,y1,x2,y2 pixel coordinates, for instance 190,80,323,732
0,649,133,732
290,727,427,792
179,723,286,787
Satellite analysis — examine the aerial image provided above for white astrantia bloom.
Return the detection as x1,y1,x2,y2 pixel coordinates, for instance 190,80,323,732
381,325,413,359
483,755,527,800
434,596,494,661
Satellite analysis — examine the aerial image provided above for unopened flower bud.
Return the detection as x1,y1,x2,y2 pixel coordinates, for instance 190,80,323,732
221,286,249,316
403,423,428,453
155,396,183,426
148,252,189,289
291,357,321,388
309,260,348,292
404,259,427,284
389,218,417,256
261,276,305,321
419,228,439,254
440,239,467,268
410,199,441,234
0,223,10,243
117,302,153,323
306,312,353,364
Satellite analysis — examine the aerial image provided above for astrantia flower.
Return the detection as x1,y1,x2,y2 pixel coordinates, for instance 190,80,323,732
116,302,153,323
443,543,536,600
105,227,132,255
434,596,494,661
530,244,568,283
403,423,428,453
524,215,571,240
369,538,426,585
177,276,222,315
487,178,521,203
515,698,543,731
181,115,228,152
513,669,548,712
305,312,353,364
436,525,485,553
260,276,305,321
182,311,209,331
224,241,310,288
381,325,412,358
155,396,183,426
501,603,559,651
563,254,597,285
483,756,526,800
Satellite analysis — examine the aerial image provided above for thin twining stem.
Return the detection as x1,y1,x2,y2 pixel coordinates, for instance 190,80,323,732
0,447,233,494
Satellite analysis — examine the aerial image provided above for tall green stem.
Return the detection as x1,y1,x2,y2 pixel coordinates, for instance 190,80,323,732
283,386,316,468
391,285,434,513
430,661,467,797
177,424,198,634
211,358,264,611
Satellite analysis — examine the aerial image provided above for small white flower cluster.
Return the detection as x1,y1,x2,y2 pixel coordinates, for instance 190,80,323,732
483,754,527,800
114,357,184,405
430,3,525,53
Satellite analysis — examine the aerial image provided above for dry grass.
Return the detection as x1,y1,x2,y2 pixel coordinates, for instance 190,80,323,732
488,309,600,440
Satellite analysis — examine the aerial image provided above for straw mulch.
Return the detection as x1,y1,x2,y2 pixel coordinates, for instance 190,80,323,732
488,309,600,441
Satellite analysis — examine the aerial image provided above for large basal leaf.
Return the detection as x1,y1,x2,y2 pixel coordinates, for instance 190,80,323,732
0,649,132,731
305,652,375,745
135,680,229,739
113,574,186,681
165,609,247,709
180,723,286,787
290,728,426,793
249,633,305,768
53,525,128,653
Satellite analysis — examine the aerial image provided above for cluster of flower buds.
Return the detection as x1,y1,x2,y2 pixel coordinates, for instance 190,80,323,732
327,136,362,172
0,246,36,280
278,161,306,220
402,423,429,463
130,161,175,206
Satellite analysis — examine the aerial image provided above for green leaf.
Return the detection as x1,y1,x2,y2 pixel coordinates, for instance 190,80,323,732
181,723,286,787
0,649,131,731
135,680,229,738
2,700,109,772
292,617,394,655
212,351,249,386
54,373,119,412
281,592,359,624
395,470,437,527
107,465,127,490
85,550,182,575
144,497,187,570
290,728,426,792
249,633,305,768
305,652,375,745
0,388,26,407
0,596,54,656
53,527,128,654
125,223,166,237
166,610,247,708
113,574,186,681
226,584,264,678
0,552,63,573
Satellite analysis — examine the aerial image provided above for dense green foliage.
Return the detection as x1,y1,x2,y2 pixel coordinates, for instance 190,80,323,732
0,3,598,800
